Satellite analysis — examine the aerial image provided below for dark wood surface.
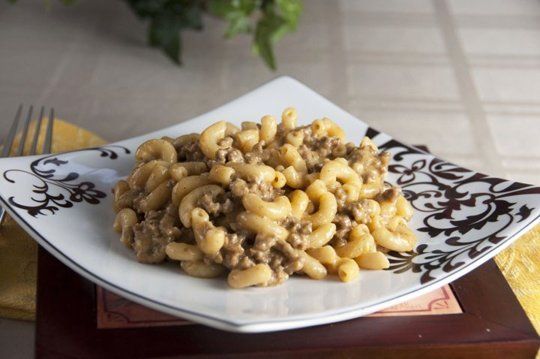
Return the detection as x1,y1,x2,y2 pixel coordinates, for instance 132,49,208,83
35,248,539,358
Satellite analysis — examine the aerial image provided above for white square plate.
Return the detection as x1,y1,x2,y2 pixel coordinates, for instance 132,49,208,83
0,77,539,332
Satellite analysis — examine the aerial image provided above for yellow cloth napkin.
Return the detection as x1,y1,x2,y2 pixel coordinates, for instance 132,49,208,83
0,119,105,320
495,225,540,333
0,121,538,336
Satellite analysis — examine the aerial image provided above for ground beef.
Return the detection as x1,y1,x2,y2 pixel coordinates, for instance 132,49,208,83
335,187,348,212
131,190,147,214
177,140,205,162
332,214,353,247
283,216,312,250
254,234,278,253
310,136,343,160
251,239,304,285
345,142,356,156
274,240,304,274
349,146,390,183
270,266,289,285
229,178,280,201
248,235,276,264
133,210,174,264
219,136,234,148
114,187,142,212
227,149,244,163
223,225,306,286
250,181,281,201
221,233,246,269
377,186,399,202
214,147,245,164
350,201,370,224
244,141,267,164
159,204,182,240
211,137,245,165
298,144,322,172
197,192,234,217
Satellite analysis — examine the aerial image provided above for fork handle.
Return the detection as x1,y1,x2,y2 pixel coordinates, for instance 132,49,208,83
0,207,6,229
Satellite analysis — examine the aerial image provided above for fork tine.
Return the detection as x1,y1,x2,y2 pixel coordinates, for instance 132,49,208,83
0,105,25,228
30,106,45,155
1,104,22,157
43,108,54,154
16,105,33,156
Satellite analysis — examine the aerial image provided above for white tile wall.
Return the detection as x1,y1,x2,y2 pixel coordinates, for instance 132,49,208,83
448,0,540,15
347,65,460,100
358,111,477,156
340,0,434,13
460,29,540,56
473,68,540,103
344,27,447,54
488,115,540,157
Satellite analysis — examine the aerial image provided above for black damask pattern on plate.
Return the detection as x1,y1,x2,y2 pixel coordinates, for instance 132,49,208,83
2,146,130,217
365,129,540,284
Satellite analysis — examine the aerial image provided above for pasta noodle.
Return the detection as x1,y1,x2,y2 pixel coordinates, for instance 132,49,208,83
113,107,416,288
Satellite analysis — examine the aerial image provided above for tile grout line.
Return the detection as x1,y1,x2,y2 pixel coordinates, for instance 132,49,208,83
432,0,504,176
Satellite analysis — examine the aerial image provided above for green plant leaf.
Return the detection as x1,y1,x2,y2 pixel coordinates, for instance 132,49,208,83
175,2,203,30
208,0,258,16
125,0,169,18
208,0,258,38
207,0,234,17
148,13,182,64
131,0,204,65
224,12,251,37
252,0,302,70
276,0,301,28
253,10,285,70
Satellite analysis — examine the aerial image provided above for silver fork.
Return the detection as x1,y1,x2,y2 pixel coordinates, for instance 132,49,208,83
0,105,55,228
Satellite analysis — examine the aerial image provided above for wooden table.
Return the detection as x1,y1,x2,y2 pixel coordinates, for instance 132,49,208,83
35,248,539,358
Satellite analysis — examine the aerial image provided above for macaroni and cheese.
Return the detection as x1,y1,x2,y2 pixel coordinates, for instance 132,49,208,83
113,108,417,288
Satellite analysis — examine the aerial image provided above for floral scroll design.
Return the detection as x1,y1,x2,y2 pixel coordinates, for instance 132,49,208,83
365,128,540,284
3,146,130,217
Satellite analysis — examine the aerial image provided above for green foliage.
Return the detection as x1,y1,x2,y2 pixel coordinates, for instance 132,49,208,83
209,0,302,69
207,0,257,38
125,0,302,69
128,0,203,64
7,0,302,69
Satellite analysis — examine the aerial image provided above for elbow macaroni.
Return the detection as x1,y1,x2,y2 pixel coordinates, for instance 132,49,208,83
280,144,307,172
226,162,275,183
136,139,177,164
113,107,416,288
260,115,277,143
228,264,273,288
242,193,292,220
235,129,260,153
199,121,239,159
